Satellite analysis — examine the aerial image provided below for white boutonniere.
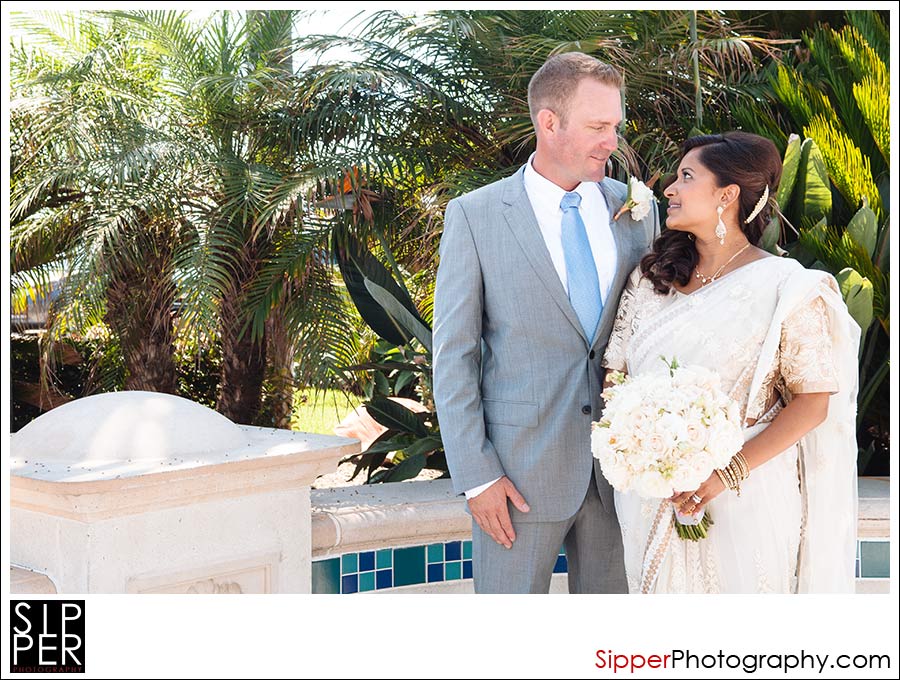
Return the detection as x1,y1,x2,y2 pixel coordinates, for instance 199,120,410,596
614,175,658,222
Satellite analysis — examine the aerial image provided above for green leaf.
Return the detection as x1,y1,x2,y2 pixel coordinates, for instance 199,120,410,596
794,138,832,227
364,277,433,353
364,433,416,481
873,220,889,272
341,360,429,374
759,216,781,254
333,225,429,348
365,396,429,437
363,435,413,457
777,133,803,208
383,452,428,482
857,441,876,476
835,267,874,333
399,435,442,459
367,468,392,484
348,431,396,481
846,198,878,259
374,370,391,396
394,370,417,393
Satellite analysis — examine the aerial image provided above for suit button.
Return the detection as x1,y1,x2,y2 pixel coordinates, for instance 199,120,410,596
589,350,596,360
582,405,592,415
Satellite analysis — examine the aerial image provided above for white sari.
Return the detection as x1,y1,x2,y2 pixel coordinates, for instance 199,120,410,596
603,256,860,593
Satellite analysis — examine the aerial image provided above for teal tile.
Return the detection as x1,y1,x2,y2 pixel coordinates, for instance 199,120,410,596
427,543,444,564
860,541,890,578
359,571,376,592
445,561,462,581
341,553,358,575
312,558,340,594
376,549,392,569
393,546,426,587
463,541,472,560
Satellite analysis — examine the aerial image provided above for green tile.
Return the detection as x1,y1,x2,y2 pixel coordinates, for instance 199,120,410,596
393,546,426,587
359,571,376,592
860,541,890,578
463,541,472,560
427,543,444,564
312,558,340,594
445,561,462,581
376,549,392,569
341,553,358,575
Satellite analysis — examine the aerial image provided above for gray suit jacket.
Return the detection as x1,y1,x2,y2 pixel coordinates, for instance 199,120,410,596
433,167,660,522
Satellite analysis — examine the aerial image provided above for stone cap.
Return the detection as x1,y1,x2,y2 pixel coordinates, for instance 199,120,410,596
11,392,359,521
11,391,356,483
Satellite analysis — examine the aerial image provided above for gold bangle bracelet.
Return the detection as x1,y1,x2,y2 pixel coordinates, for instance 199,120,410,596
735,452,750,479
714,468,730,490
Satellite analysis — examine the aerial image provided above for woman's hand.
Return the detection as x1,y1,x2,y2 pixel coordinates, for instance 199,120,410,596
669,471,726,516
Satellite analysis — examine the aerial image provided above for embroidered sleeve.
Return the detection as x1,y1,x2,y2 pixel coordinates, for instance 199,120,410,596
602,267,642,372
779,295,839,394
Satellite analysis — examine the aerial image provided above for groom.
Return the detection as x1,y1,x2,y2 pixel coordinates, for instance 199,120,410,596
433,52,659,593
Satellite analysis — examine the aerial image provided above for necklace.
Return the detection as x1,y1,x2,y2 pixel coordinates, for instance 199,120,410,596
694,242,752,286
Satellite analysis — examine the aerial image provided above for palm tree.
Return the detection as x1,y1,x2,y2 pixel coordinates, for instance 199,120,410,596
280,10,785,371
121,10,369,425
10,12,185,396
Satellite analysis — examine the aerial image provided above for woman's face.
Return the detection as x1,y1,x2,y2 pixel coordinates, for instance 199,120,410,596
663,148,727,237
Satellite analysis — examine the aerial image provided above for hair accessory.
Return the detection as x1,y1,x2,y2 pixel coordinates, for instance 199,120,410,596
745,185,770,224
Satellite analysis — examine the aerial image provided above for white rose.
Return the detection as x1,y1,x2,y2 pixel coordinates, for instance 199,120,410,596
644,433,667,457
706,427,744,466
685,423,709,450
654,412,688,447
638,470,673,498
628,177,655,221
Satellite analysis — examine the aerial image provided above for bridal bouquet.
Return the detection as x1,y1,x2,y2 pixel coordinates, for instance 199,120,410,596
591,357,744,540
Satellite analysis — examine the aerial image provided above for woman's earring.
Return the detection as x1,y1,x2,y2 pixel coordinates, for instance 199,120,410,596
715,205,727,245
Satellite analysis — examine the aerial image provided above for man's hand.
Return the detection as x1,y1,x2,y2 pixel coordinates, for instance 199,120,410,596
468,476,530,548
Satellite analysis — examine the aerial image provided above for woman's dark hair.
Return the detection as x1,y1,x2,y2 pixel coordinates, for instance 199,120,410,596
641,131,782,294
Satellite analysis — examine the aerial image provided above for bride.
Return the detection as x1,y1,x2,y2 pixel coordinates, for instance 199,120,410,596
602,132,860,593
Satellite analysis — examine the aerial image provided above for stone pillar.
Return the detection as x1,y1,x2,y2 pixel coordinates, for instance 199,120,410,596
11,391,358,593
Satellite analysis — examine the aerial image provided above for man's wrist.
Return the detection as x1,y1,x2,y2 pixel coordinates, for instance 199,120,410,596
465,476,502,499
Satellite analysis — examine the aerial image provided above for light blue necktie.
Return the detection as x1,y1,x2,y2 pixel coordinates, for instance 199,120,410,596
560,191,602,340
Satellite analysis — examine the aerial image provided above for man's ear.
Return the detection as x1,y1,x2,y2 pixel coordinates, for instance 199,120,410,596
535,108,558,138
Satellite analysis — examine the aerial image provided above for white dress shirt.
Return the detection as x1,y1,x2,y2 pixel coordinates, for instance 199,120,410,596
466,156,618,499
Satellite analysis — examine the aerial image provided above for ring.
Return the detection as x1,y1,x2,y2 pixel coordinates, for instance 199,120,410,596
690,493,702,503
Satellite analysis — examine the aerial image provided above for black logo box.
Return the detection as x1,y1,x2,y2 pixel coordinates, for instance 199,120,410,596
10,600,85,674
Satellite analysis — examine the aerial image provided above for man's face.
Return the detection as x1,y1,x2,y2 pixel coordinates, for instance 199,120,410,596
549,79,622,186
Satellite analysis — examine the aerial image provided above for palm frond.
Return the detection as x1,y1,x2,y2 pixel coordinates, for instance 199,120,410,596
845,10,889,64
852,77,889,169
799,222,887,320
804,115,883,220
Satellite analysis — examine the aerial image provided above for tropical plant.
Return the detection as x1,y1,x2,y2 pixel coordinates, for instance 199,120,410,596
332,225,445,483
10,12,186,396
289,9,786,391
735,10,890,474
763,133,888,474
11,10,369,427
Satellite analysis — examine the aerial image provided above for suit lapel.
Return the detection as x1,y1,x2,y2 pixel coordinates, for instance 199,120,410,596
501,169,586,340
591,180,636,349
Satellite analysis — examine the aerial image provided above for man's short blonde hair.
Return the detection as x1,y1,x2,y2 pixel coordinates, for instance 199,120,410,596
527,52,623,126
